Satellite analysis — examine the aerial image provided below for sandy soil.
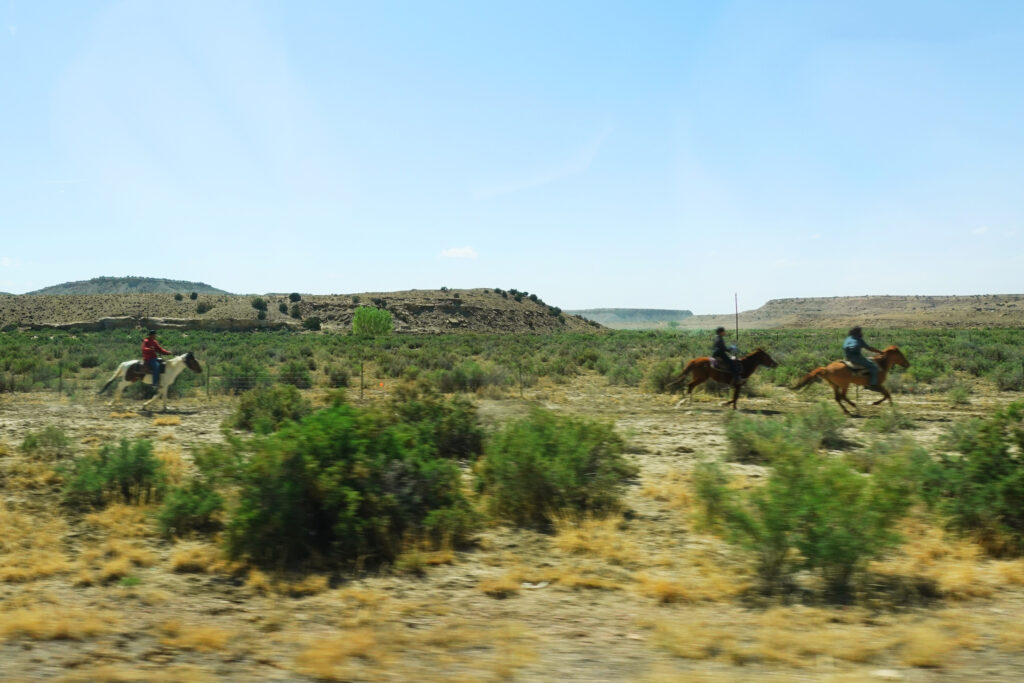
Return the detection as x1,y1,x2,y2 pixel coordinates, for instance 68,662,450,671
2,378,1024,681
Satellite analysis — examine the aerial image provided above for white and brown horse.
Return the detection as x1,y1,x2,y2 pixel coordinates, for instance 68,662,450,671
99,352,202,410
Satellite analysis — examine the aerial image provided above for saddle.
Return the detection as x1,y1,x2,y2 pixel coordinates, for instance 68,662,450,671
842,360,871,376
709,356,736,370
126,359,165,382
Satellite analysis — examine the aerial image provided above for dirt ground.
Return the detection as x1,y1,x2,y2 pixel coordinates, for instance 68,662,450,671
2,376,1024,681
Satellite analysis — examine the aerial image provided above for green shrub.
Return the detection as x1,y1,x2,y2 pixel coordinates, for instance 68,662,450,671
189,291,198,300
644,360,680,393
196,301,213,314
157,479,224,536
251,297,268,312
694,441,914,599
279,301,288,314
225,403,477,566
61,438,166,509
279,359,313,389
925,402,1024,556
862,409,916,434
993,365,1024,392
477,408,636,528
289,292,302,303
20,425,73,459
606,362,642,387
328,365,350,388
256,310,267,320
724,404,849,462
948,384,971,406
218,358,272,394
226,384,313,434
174,293,183,301
302,316,322,331
290,304,301,319
388,386,484,460
352,306,393,336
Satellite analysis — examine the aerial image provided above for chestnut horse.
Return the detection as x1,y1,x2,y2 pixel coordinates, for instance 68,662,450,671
792,345,909,415
99,352,202,411
668,348,779,410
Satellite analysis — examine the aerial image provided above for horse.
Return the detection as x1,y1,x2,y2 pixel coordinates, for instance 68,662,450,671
791,345,909,416
99,352,202,411
667,348,779,410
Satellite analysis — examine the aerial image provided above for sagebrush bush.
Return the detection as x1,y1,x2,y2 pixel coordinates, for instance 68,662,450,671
925,401,1024,556
387,385,484,460
158,478,224,536
724,403,848,462
278,359,313,389
289,292,302,303
694,440,914,599
226,403,478,566
251,297,267,312
218,358,271,394
225,384,313,434
61,438,166,509
644,360,680,393
20,425,74,459
278,301,288,314
476,408,636,528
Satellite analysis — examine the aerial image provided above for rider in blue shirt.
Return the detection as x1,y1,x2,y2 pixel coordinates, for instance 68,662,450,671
843,326,883,390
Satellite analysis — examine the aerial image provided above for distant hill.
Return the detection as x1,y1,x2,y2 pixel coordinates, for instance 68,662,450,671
26,276,230,296
568,308,693,329
674,294,1024,329
0,288,599,334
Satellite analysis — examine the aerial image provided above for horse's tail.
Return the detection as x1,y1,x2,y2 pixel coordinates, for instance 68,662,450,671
792,367,826,391
666,359,699,391
98,368,123,395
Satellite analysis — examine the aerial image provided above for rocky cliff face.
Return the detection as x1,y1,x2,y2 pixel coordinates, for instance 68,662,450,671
0,289,600,334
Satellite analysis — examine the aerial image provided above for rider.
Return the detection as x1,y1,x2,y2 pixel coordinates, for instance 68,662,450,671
142,329,171,388
843,326,883,391
712,326,743,386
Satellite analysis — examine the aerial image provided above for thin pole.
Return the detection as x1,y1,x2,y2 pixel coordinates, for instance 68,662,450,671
734,293,739,347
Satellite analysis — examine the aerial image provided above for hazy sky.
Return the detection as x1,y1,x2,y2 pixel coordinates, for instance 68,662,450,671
2,1,1022,313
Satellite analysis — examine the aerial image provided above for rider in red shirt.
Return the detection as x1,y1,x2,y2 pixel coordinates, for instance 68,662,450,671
142,330,171,387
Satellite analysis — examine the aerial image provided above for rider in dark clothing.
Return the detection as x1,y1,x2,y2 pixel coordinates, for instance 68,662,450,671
712,326,743,386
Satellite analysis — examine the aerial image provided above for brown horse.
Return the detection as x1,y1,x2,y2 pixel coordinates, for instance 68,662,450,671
792,345,909,415
668,348,779,410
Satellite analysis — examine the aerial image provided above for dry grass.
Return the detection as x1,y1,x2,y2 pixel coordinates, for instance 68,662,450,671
108,411,139,419
241,568,330,596
0,608,117,641
293,628,389,678
649,618,738,660
155,443,188,484
157,620,237,652
478,576,521,598
56,664,215,682
85,504,155,537
153,415,182,426
169,543,222,573
899,624,959,667
0,502,71,582
552,514,640,567
3,458,62,489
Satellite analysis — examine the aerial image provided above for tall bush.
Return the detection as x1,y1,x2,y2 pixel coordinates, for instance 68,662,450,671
225,384,313,434
61,438,166,509
352,306,393,336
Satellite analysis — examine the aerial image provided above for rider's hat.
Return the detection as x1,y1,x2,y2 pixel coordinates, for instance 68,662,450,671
148,329,157,335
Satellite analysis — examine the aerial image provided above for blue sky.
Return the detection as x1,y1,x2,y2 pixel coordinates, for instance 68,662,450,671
2,1,1022,313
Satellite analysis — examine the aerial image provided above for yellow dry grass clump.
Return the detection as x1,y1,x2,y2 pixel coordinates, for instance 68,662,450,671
85,504,154,537
0,502,72,582
157,620,237,652
152,415,182,426
169,542,222,573
552,514,641,567
243,568,331,597
0,608,117,641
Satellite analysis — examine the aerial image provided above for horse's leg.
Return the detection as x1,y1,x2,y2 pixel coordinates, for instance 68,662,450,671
110,381,125,407
832,385,853,416
725,383,740,409
871,387,893,406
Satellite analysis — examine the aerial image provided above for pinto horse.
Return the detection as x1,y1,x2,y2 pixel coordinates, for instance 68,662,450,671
667,348,779,410
792,345,909,415
99,352,202,410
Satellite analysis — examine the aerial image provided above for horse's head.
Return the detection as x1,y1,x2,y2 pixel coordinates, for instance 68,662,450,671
883,345,909,369
183,351,203,374
752,347,779,368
